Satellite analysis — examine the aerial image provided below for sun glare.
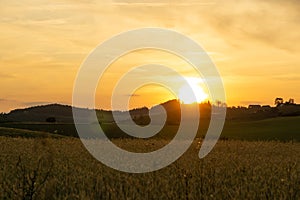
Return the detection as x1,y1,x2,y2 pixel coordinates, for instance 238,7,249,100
178,77,208,104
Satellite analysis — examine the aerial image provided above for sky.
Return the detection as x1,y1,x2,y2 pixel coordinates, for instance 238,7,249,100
0,0,300,112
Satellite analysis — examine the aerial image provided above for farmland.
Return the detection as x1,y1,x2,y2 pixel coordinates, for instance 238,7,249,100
0,105,299,199
0,137,299,199
1,116,299,141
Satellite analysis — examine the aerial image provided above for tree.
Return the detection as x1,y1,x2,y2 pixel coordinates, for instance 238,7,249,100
288,98,295,104
275,98,283,107
215,100,222,107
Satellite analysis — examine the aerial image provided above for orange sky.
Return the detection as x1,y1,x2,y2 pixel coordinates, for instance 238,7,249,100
1,0,300,112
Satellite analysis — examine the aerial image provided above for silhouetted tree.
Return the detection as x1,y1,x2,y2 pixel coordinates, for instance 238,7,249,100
287,98,295,104
216,100,222,107
275,98,283,107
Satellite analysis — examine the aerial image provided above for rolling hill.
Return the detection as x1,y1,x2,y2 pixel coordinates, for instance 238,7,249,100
0,100,299,141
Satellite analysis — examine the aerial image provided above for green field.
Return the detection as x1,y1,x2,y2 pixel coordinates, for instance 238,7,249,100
221,116,300,141
0,116,299,141
0,137,299,199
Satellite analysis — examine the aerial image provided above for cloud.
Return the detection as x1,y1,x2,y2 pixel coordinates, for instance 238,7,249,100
0,99,18,102
0,99,51,106
107,0,300,52
124,94,140,97
200,0,300,51
0,73,15,79
272,75,300,81
112,0,214,6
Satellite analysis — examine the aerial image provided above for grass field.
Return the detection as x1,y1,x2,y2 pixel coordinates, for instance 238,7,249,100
0,137,299,199
221,116,300,141
0,116,299,141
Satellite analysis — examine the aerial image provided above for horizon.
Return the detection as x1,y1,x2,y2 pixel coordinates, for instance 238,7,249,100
0,95,297,113
2,97,298,114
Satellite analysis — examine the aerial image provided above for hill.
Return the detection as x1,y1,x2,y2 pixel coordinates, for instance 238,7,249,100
0,100,299,141
0,100,211,124
0,104,74,123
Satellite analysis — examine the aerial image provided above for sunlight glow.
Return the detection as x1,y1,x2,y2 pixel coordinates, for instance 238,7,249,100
178,77,208,104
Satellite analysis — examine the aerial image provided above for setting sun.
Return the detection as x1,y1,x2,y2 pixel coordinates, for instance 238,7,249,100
178,77,208,104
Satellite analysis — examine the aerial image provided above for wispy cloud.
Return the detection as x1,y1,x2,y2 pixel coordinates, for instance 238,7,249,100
112,0,214,6
272,75,300,81
124,94,140,97
0,72,15,79
200,0,300,51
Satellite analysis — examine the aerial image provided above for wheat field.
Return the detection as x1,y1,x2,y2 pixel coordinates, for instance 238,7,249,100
0,137,299,200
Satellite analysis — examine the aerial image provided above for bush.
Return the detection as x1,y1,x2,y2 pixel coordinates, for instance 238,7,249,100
46,117,56,123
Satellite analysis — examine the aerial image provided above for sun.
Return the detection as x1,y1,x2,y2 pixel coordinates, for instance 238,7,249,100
178,77,208,104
